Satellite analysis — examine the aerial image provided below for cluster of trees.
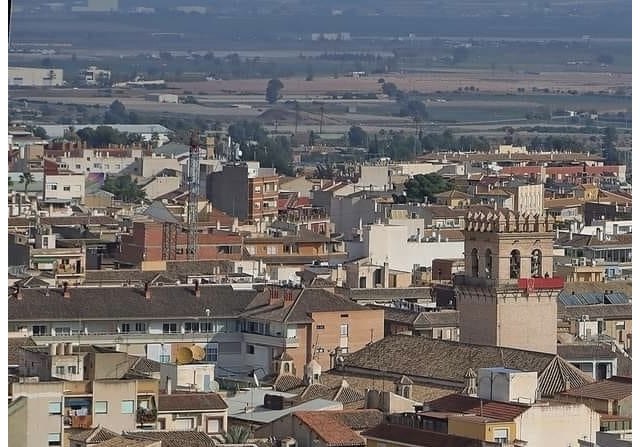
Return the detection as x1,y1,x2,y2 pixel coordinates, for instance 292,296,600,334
265,79,284,104
74,126,144,148
346,127,492,159
227,120,293,175
403,173,454,203
104,100,140,124
102,175,147,203
380,81,429,121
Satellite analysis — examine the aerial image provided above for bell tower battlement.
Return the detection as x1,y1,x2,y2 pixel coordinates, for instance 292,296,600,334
462,209,556,284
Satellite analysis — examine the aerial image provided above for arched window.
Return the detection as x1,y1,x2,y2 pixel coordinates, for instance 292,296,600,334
485,249,493,279
471,248,479,277
283,363,290,373
510,250,521,279
531,249,542,278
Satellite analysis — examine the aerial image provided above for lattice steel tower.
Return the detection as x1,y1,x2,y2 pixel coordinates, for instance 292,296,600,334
186,131,201,260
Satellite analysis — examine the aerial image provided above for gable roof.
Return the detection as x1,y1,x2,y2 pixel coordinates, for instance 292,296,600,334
158,392,228,412
558,376,631,401
294,411,365,446
123,431,217,447
8,336,37,366
341,335,592,396
362,423,498,447
9,285,259,321
69,425,118,443
426,394,530,420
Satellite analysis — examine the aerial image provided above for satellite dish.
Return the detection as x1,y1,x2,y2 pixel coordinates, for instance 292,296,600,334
190,345,205,361
176,347,194,365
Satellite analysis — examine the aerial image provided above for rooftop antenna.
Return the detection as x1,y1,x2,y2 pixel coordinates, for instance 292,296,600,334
186,131,200,261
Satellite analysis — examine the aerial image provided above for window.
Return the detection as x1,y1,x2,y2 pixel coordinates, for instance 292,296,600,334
95,401,108,414
247,344,255,355
485,249,493,279
33,325,47,336
471,248,479,277
162,323,177,333
267,245,277,255
493,428,509,444
254,186,261,192
43,236,49,247
159,354,170,363
531,249,542,278
47,183,58,190
206,417,222,434
63,185,71,191
55,366,65,375
206,343,218,362
510,250,521,279
75,164,81,169
158,418,166,429
121,323,130,333
184,322,200,333
68,365,77,375
121,400,135,414
340,324,349,336
48,433,61,446
134,322,146,332
55,327,71,336
246,246,256,255
316,325,325,330
48,401,62,414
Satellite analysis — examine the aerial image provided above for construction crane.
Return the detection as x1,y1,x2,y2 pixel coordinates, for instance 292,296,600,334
186,131,200,261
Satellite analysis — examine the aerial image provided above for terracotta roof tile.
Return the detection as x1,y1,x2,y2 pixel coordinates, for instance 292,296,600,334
158,392,228,412
362,423,498,447
123,431,217,447
559,376,631,401
426,394,529,420
294,411,365,446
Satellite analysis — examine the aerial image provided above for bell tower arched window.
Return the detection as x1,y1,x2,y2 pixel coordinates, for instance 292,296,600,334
531,249,542,278
510,250,521,279
471,248,479,277
485,249,493,279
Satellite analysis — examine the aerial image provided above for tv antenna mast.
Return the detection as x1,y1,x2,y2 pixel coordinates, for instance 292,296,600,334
186,131,201,261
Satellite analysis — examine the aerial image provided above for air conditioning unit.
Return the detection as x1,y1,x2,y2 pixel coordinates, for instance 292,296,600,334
580,315,590,322
571,259,579,266
579,257,587,266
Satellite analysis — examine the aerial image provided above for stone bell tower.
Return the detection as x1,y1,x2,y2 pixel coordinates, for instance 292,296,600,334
454,208,563,354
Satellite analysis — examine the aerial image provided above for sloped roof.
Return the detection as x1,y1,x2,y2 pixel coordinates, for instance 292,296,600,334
273,374,305,392
294,411,365,446
557,344,618,361
341,335,592,396
426,394,530,420
537,356,595,397
414,311,460,328
362,423,497,447
92,436,156,447
559,304,631,320
123,431,217,447
143,200,181,224
8,336,36,365
559,376,631,401
158,392,228,412
69,425,118,443
9,285,259,321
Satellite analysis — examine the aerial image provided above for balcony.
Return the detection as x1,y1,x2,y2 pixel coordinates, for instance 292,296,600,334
64,414,92,429
242,332,299,348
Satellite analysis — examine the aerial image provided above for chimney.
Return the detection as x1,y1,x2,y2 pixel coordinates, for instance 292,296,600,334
63,282,70,298
382,262,389,288
15,285,23,300
194,279,200,297
167,377,172,395
144,282,151,300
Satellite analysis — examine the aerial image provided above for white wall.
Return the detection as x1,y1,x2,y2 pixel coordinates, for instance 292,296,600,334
9,67,64,86
517,404,599,447
44,174,85,202
349,224,464,272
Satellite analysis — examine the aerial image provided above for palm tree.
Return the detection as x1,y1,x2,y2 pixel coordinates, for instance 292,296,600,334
19,172,34,194
217,425,252,444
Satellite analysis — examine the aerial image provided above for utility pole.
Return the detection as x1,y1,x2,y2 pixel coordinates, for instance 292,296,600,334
294,101,300,134
319,104,324,134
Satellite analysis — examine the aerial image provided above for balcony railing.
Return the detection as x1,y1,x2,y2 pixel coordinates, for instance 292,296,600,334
64,415,92,429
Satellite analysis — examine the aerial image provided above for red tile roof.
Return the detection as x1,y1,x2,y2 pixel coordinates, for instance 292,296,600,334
158,392,228,412
294,411,365,446
425,394,529,421
559,376,632,401
362,423,497,447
